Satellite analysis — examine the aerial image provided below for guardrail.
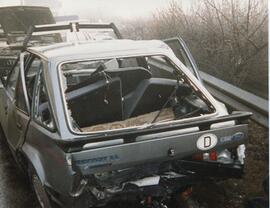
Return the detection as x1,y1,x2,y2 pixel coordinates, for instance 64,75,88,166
149,58,268,127
200,71,268,127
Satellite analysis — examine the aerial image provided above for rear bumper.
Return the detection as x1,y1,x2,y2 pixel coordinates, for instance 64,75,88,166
51,171,204,208
178,160,244,178
49,160,244,208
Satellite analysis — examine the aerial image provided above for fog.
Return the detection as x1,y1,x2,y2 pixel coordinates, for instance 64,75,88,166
60,0,171,19
0,0,193,20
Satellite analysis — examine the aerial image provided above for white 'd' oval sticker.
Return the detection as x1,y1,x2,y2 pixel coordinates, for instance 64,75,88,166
196,133,218,151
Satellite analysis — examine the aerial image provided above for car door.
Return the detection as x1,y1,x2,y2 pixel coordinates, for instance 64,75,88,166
6,52,41,150
5,53,30,150
0,57,20,139
163,37,202,82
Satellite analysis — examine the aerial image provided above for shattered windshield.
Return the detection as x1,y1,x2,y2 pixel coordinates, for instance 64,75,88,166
60,55,214,133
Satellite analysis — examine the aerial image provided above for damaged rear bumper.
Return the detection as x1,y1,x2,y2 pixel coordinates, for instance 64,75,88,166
178,160,244,178
48,112,251,207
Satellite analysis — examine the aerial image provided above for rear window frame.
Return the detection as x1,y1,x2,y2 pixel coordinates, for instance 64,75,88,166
57,53,217,136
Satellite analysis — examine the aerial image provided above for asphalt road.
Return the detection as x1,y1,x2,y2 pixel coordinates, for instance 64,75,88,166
0,138,39,208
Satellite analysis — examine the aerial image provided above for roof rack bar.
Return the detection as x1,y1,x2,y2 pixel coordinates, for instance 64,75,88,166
22,22,123,49
34,24,73,32
75,22,123,39
110,23,123,39
22,25,34,50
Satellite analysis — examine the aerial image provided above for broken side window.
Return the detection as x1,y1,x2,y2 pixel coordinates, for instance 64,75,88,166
25,57,42,107
6,59,20,97
33,67,55,131
15,71,28,113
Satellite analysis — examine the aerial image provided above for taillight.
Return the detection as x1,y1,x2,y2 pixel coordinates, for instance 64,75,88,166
192,153,203,161
209,151,217,161
192,151,217,161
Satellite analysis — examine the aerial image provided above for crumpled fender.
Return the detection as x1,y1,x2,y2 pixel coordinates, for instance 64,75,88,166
22,143,46,184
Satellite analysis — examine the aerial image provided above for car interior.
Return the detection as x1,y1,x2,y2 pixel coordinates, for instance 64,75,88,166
60,56,213,132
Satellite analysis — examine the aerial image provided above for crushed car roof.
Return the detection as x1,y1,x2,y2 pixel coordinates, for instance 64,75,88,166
28,40,173,61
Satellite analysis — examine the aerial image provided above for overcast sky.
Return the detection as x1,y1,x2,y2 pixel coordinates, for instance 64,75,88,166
60,0,171,19
0,0,192,20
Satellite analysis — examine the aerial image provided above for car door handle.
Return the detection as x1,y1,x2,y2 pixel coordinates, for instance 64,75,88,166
16,122,22,130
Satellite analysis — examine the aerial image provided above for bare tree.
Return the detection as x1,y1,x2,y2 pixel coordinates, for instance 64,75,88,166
121,0,268,98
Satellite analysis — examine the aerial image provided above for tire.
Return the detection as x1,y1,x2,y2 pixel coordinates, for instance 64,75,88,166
29,166,52,208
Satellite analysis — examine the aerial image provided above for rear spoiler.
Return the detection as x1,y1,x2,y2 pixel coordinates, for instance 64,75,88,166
57,111,252,152
22,22,123,50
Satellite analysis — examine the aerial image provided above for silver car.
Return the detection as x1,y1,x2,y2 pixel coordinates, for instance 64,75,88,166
0,37,251,207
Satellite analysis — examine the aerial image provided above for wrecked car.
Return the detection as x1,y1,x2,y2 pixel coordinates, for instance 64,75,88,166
0,7,121,84
0,22,251,207
0,6,55,45
0,6,56,81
